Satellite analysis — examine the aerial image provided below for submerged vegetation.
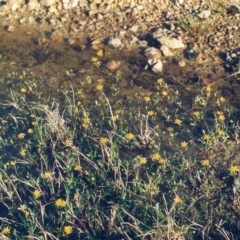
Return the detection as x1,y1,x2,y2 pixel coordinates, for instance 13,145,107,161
1,58,240,240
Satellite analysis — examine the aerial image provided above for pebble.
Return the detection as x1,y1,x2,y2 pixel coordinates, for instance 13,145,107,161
144,47,161,61
7,25,15,32
147,59,163,73
198,10,211,19
40,0,56,6
160,45,173,57
107,60,121,72
108,37,122,48
159,36,185,49
50,30,63,42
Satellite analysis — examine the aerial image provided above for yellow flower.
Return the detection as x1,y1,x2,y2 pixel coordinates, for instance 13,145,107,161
27,128,33,134
203,134,211,141
205,86,211,93
216,111,223,115
33,189,41,199
147,110,155,116
115,109,123,114
192,111,200,118
64,225,73,235
152,153,161,161
44,105,49,109
125,133,134,140
201,159,210,167
2,226,10,235
64,139,72,146
111,115,118,121
32,121,37,126
43,172,52,179
96,84,103,90
217,129,225,136
74,165,82,172
55,198,67,208
157,78,164,85
138,156,147,164
162,91,168,96
18,133,26,139
30,114,35,118
159,158,166,164
181,141,188,148
82,117,90,124
21,88,27,93
229,165,239,175
82,123,88,129
19,149,26,157
92,57,98,62
18,204,27,212
174,195,183,204
174,119,182,125
218,114,225,121
100,137,109,144
96,49,104,57
219,97,225,103
77,89,82,95
10,160,16,166
144,96,151,102
25,211,29,217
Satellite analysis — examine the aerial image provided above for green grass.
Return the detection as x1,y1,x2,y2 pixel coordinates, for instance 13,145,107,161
0,64,240,240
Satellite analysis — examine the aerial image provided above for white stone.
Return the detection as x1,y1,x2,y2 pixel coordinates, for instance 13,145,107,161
40,0,56,6
28,0,40,10
198,10,211,19
108,37,122,48
160,45,173,57
129,24,139,33
11,3,20,11
144,47,161,60
147,59,163,73
159,36,185,49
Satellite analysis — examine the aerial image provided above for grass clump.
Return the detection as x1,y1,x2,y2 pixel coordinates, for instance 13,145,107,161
0,75,240,240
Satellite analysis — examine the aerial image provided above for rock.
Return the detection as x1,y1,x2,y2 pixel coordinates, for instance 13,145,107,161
159,36,185,49
152,28,163,38
50,30,63,42
144,47,161,61
160,45,173,57
129,24,139,33
28,16,35,23
147,59,163,73
28,0,41,10
40,0,56,6
178,60,186,67
19,18,27,25
7,26,15,32
198,10,211,19
106,60,121,72
107,37,122,48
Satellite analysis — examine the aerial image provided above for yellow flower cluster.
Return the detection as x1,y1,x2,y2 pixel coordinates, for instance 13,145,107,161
82,117,90,129
55,198,67,208
18,204,29,217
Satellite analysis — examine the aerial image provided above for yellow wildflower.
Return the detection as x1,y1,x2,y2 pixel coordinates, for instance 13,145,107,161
96,84,103,90
152,153,161,161
115,109,123,114
30,114,35,118
147,110,155,116
219,97,225,103
33,189,41,199
91,57,98,62
64,139,72,146
181,141,188,148
64,226,73,235
138,156,147,164
192,111,200,118
229,165,239,175
159,158,166,164
32,121,37,126
21,88,27,93
218,114,225,121
43,172,52,179
100,137,109,144
205,86,211,93
162,91,168,96
25,211,29,217
74,165,82,172
217,129,225,136
201,159,210,167
44,105,49,109
55,198,67,208
111,115,118,121
10,160,16,166
18,204,27,212
96,49,104,57
19,149,26,157
82,117,90,124
174,119,182,125
18,133,26,139
157,78,164,85
174,195,183,204
2,226,10,235
203,134,211,141
125,133,134,140
27,128,33,134
144,96,151,102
